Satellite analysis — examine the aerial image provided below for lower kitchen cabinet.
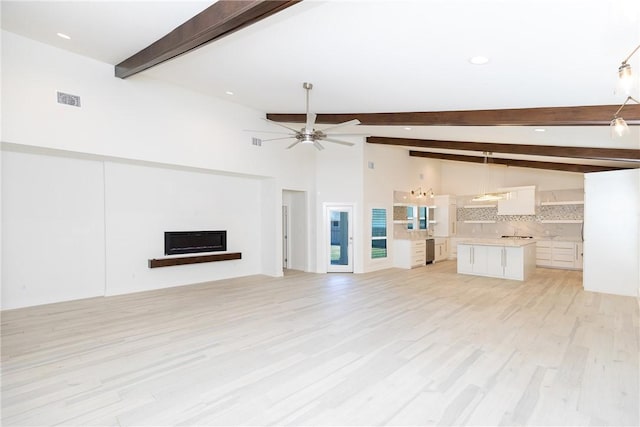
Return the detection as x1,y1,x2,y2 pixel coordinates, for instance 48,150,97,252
434,237,449,262
457,243,535,281
393,239,426,269
536,240,583,270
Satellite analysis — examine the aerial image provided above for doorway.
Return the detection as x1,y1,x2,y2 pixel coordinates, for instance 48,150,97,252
282,190,308,272
326,205,353,272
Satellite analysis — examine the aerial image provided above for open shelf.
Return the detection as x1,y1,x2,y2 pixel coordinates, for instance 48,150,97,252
540,201,584,206
539,220,583,224
148,252,242,268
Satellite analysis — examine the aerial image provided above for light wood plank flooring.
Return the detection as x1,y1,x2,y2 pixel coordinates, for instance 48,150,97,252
2,261,638,426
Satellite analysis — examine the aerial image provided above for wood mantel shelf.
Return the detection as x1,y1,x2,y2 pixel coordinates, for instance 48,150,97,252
148,252,241,268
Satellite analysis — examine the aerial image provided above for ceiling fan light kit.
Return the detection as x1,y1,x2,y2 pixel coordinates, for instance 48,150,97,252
250,82,361,151
611,44,640,138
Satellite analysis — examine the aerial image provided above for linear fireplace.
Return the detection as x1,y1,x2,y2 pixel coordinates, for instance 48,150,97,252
164,230,227,255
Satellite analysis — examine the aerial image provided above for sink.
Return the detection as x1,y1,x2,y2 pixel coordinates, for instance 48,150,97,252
500,235,534,239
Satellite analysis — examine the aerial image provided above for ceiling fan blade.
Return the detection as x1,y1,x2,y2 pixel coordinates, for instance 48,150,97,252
319,119,361,133
286,140,301,150
314,141,325,151
322,137,355,146
305,112,317,132
245,129,294,135
323,133,369,137
261,136,296,142
263,118,300,133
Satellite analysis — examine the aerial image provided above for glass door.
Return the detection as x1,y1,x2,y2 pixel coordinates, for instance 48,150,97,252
327,206,353,272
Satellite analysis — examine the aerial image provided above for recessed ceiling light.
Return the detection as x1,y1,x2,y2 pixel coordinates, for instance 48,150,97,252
225,91,234,96
404,127,412,131
56,32,71,40
534,128,546,132
469,56,489,65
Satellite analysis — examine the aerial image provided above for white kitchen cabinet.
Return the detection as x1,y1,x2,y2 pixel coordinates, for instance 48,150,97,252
457,244,489,275
448,237,462,260
457,242,535,281
536,240,582,270
497,185,536,215
535,240,552,267
433,195,457,237
393,239,426,269
434,237,449,262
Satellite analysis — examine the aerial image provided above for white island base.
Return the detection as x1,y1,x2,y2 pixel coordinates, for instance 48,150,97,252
457,240,537,281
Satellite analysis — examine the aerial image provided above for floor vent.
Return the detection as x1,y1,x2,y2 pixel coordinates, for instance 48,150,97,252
57,91,81,107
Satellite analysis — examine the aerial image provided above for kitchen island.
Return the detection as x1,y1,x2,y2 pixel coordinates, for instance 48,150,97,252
457,238,537,281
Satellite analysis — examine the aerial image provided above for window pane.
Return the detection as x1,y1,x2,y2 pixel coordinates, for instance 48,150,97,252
371,208,387,259
372,208,387,237
372,238,387,258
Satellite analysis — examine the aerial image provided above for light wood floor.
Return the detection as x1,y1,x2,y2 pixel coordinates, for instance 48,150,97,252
1,261,638,426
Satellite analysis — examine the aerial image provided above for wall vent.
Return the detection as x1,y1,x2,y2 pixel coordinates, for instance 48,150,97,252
251,137,262,146
57,91,81,107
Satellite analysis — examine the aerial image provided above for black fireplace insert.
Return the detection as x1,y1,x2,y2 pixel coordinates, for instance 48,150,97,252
164,230,227,255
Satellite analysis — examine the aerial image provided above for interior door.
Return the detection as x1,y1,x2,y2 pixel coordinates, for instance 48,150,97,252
327,206,353,272
282,205,289,269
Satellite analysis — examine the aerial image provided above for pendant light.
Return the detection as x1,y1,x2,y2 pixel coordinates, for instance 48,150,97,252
472,152,507,202
610,96,639,138
616,44,640,96
611,44,640,138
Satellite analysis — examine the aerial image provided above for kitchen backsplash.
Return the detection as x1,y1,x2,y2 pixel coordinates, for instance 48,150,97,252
456,204,583,223
454,188,584,239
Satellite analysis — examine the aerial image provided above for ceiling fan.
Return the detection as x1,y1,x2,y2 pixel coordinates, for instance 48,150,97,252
250,82,362,151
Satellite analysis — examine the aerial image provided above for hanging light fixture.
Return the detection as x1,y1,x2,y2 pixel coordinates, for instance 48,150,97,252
616,44,640,96
410,187,434,198
472,152,507,202
611,44,640,138
610,95,639,138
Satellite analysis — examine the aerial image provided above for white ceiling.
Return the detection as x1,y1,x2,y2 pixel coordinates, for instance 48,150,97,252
2,0,639,159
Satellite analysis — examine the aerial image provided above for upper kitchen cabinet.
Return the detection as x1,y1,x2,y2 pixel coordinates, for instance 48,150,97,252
497,186,536,215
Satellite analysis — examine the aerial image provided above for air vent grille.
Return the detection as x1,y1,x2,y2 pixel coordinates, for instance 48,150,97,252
57,91,81,107
251,137,262,146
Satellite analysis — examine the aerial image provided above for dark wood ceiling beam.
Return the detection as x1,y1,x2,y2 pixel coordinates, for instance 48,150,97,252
267,104,640,126
409,151,632,173
115,0,301,78
368,136,640,162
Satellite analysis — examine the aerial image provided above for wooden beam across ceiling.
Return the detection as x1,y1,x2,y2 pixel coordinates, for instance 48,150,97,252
115,0,301,79
267,104,640,126
367,136,640,163
408,151,632,173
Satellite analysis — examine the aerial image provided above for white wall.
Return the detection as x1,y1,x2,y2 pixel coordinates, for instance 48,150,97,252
1,31,316,184
583,169,640,297
314,141,364,273
2,150,105,309
1,31,320,308
361,144,441,272
1,147,265,309
103,161,261,296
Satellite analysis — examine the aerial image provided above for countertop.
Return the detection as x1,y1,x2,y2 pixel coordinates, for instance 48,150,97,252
457,238,537,247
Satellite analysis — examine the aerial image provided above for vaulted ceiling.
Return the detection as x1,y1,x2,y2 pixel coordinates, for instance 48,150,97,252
2,0,639,172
